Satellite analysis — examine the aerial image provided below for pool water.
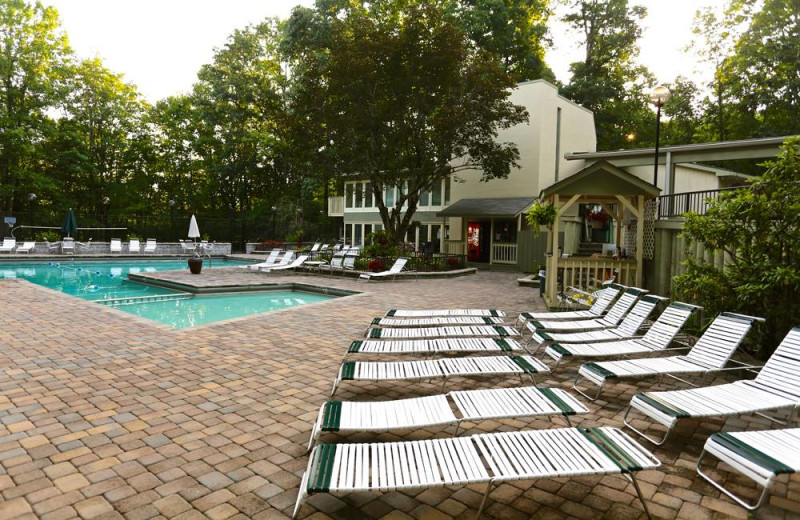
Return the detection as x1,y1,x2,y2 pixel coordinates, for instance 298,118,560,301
113,291,333,329
0,260,336,328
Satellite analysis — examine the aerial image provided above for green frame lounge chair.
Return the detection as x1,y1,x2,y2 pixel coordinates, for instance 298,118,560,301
367,324,519,340
515,283,623,327
389,309,506,318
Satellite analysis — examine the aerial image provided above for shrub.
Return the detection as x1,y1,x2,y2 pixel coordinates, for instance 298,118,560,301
367,259,385,272
362,230,398,257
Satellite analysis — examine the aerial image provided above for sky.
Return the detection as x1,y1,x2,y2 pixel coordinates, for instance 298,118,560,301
45,0,727,104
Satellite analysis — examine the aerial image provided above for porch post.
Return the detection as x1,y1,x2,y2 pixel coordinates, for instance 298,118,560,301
490,218,495,264
547,195,560,303
441,217,446,253
636,195,645,287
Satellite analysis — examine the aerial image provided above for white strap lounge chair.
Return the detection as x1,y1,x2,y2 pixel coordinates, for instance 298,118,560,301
697,427,800,511
367,324,519,340
573,312,763,400
339,251,358,274
308,385,589,450
359,257,410,281
109,238,122,253
0,237,16,253
320,249,347,274
386,309,506,318
179,239,196,254
128,238,140,253
15,241,35,253
75,238,92,252
516,283,623,326
526,287,646,337
529,295,668,352
541,302,701,368
344,337,523,358
259,254,308,273
241,249,282,270
61,238,75,255
623,327,800,445
293,427,660,520
366,316,506,337
44,239,60,253
330,355,549,396
143,238,157,253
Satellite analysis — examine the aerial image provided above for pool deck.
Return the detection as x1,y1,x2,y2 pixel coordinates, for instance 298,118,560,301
1,268,798,520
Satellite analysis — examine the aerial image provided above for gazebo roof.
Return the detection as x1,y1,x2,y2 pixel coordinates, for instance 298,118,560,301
540,160,661,200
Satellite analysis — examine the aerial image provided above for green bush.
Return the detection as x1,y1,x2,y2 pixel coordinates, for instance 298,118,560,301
362,230,398,257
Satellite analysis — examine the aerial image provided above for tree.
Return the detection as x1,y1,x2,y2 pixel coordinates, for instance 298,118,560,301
452,0,554,82
560,0,653,150
660,76,700,145
0,0,71,212
285,0,528,244
674,137,800,357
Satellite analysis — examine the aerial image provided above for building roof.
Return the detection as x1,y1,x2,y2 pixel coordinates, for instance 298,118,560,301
540,160,661,199
436,197,537,218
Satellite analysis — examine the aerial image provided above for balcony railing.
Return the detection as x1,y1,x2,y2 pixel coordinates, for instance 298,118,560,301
328,196,344,217
657,186,743,219
491,242,517,264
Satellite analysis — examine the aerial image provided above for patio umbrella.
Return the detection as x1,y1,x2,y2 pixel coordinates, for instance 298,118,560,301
188,214,200,242
61,208,78,237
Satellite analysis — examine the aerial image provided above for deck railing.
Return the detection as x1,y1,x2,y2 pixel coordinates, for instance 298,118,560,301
491,242,517,264
328,196,345,217
657,186,743,219
551,256,637,292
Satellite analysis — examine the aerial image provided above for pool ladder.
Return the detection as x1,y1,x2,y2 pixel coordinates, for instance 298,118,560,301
97,293,193,307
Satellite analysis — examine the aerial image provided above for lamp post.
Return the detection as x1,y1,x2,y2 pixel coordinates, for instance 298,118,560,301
168,200,176,241
27,193,36,238
649,85,671,187
271,206,277,239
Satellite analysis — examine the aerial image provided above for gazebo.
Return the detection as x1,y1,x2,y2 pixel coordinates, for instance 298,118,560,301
538,160,661,305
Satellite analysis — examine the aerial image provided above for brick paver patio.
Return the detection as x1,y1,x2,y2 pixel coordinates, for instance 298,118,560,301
1,267,798,520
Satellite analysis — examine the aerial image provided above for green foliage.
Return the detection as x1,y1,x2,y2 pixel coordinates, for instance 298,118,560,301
674,137,800,357
525,200,555,236
362,230,399,258
284,0,528,245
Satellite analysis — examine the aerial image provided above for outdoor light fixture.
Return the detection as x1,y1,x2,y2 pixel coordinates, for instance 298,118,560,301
102,196,111,205
649,85,671,186
168,199,176,207
28,192,36,201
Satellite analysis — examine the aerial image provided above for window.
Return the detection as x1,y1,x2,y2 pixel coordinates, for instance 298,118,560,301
354,225,362,246
344,223,352,244
374,223,382,232
419,225,429,244
364,224,372,242
345,184,354,208
431,180,442,206
385,185,394,206
444,177,451,205
355,183,363,208
419,188,429,207
364,182,373,207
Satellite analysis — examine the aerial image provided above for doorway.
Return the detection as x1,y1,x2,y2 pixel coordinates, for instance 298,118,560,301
467,221,490,262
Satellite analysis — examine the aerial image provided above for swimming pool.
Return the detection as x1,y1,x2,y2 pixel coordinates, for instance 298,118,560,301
0,259,337,328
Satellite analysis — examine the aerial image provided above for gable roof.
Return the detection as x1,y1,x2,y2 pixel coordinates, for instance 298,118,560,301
436,197,537,218
540,160,661,199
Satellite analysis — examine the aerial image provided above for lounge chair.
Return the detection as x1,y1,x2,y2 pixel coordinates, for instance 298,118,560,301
75,238,92,252
44,239,60,253
541,301,701,368
526,287,646,337
623,327,800,445
367,324,519,339
128,238,140,253
366,316,506,337
697,427,800,511
386,309,506,318
179,240,196,254
110,238,122,253
344,337,524,358
240,249,281,270
529,294,667,352
293,427,659,520
259,254,308,273
339,251,358,274
61,238,75,255
319,249,347,274
516,283,623,326
359,257,411,281
573,312,763,400
0,237,16,253
330,355,549,396
15,241,35,254
143,238,157,253
308,385,589,450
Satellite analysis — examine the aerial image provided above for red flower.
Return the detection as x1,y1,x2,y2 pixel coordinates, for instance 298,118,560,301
368,259,385,272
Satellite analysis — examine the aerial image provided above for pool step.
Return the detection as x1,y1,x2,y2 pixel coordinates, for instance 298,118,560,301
97,293,193,307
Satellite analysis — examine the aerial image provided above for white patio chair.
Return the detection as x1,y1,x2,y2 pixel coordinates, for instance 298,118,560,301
75,238,92,252
623,327,800,445
365,316,506,337
573,312,763,400
330,354,547,396
259,254,308,273
44,239,60,253
367,324,519,340
541,301,701,368
516,284,622,327
0,237,16,253
143,238,157,253
343,337,523,359
61,238,75,255
15,241,35,253
308,385,589,450
128,238,141,253
697,427,800,511
293,427,659,520
110,238,122,253
386,309,506,318
359,257,412,281
240,248,281,270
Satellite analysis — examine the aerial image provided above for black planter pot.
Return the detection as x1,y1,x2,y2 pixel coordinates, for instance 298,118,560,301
188,257,203,274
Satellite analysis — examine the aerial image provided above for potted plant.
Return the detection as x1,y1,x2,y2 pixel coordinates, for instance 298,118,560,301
188,244,203,274
525,200,556,237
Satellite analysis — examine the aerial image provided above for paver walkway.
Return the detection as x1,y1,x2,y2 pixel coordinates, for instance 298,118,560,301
1,268,798,520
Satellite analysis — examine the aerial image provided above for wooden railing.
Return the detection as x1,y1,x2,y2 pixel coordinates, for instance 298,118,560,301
552,256,637,292
657,187,742,219
445,240,465,255
491,242,517,264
